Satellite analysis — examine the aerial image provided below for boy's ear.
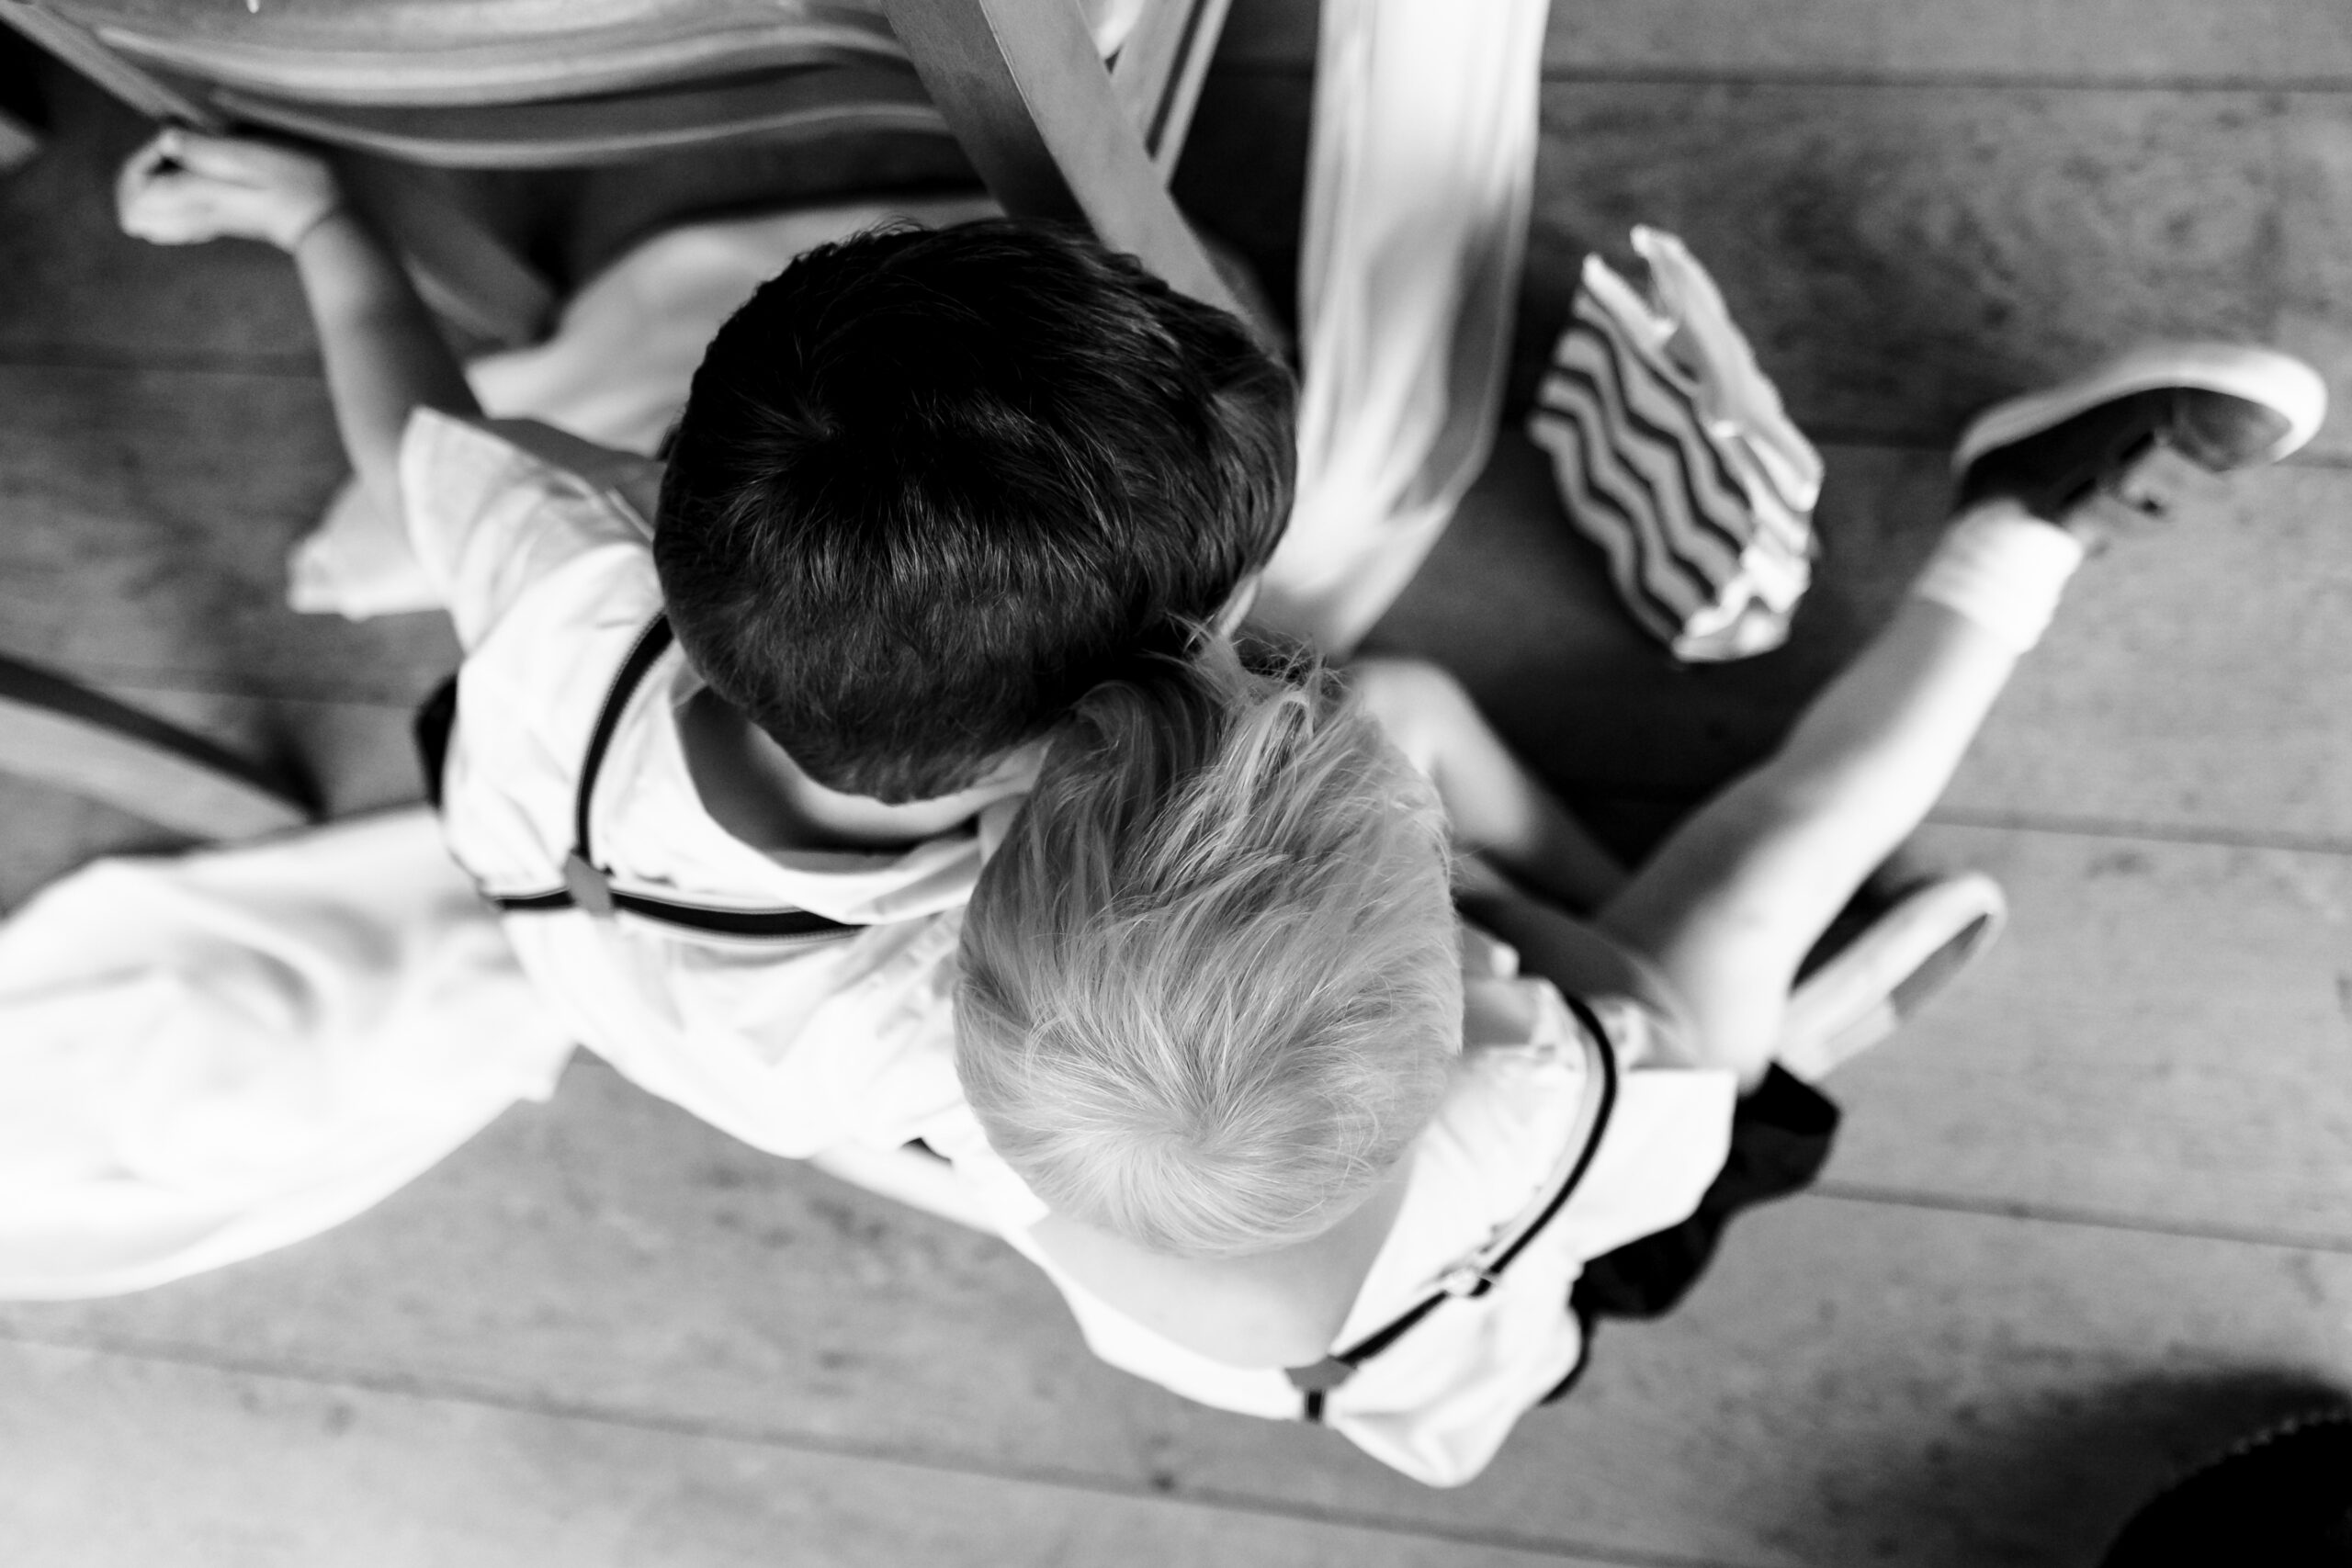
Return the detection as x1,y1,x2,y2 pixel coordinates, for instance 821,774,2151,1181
1210,570,1264,639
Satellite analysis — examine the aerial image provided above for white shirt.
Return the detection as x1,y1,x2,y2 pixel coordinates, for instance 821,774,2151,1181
401,411,1738,1487
402,410,992,1159
941,929,1738,1487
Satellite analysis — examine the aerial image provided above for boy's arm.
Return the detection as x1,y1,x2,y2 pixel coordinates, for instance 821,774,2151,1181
292,208,480,525
1349,657,1628,915
118,130,479,528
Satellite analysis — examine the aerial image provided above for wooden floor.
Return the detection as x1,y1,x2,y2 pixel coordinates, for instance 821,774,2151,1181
5,4,2352,1564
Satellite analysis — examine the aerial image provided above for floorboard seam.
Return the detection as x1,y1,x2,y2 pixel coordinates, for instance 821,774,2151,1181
1216,60,2352,95
0,658,447,709
0,347,322,380
0,1322,1770,1568
1533,65,2352,94
1805,430,2352,466
1919,806,2352,860
1809,1181,2352,1254
1531,780,2352,860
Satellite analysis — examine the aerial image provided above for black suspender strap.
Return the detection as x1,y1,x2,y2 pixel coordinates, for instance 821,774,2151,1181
596,890,859,938
481,614,856,942
1291,994,1622,1422
572,615,677,874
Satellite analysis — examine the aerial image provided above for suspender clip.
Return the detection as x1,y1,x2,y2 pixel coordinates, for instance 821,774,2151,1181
1284,1356,1356,1394
562,850,617,919
1437,1263,1499,1299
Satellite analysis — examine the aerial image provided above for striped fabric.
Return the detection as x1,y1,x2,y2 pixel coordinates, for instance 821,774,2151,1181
1530,228,1821,661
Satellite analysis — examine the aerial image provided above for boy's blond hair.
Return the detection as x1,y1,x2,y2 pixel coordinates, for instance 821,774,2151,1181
956,642,1462,1258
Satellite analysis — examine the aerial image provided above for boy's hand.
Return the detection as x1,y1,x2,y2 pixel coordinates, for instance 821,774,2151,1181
116,130,342,253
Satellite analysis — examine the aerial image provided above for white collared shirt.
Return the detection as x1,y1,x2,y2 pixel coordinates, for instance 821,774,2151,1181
401,410,997,1159
937,928,1737,1487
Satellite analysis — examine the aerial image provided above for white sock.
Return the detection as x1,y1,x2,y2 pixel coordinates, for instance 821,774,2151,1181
1908,502,2087,654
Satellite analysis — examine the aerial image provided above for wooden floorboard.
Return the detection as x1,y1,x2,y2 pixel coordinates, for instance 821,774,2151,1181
0,65,318,374
2275,93,2352,466
0,1343,1658,1568
4,1060,2347,1567
1525,83,2284,450
0,1063,1165,1476
1483,1197,2352,1568
1826,821,2352,1245
0,695,430,909
0,365,458,702
0,778,192,911
1943,458,2352,842
1540,0,2352,84
1223,0,2352,85
1197,65,2352,459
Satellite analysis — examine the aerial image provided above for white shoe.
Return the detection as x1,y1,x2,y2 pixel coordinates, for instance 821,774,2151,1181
1777,872,2007,1082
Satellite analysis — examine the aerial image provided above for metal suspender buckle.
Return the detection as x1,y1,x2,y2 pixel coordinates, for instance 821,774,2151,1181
1284,1356,1356,1394
1436,1263,1499,1299
562,849,617,918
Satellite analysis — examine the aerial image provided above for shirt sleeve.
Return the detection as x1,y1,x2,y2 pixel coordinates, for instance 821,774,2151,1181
398,409,664,652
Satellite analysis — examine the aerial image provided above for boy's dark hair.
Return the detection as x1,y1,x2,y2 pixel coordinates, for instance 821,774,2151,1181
653,219,1297,804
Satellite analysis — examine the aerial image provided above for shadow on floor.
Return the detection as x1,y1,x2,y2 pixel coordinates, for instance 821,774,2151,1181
1825,1366,2351,1568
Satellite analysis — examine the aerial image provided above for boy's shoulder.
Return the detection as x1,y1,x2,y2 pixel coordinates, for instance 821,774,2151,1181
452,415,665,524
400,411,664,650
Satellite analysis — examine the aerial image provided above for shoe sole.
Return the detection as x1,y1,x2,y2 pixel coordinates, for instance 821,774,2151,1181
1952,342,2329,475
1777,871,2008,1082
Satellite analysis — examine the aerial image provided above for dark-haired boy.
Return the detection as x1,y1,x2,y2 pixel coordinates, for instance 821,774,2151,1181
116,130,1303,1162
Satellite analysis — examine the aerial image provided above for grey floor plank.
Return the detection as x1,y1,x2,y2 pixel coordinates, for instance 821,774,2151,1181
0,365,458,702
2275,95,2352,464
1198,75,2301,445
1526,83,2282,450
1222,0,2352,84
5,17,2349,1568
0,1343,1649,1568
0,694,431,910
1449,1198,2352,1568
62,684,436,817
0,64,319,373
1941,458,2352,842
1535,0,2352,83
5,1065,2346,1567
0,1061,1166,1473
1825,821,2352,1244
0,776,189,911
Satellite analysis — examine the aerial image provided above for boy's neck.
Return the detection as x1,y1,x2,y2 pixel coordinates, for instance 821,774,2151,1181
678,689,1031,852
1026,1158,1414,1371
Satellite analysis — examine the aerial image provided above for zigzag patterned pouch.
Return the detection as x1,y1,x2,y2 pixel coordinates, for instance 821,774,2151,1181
1530,227,1823,660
